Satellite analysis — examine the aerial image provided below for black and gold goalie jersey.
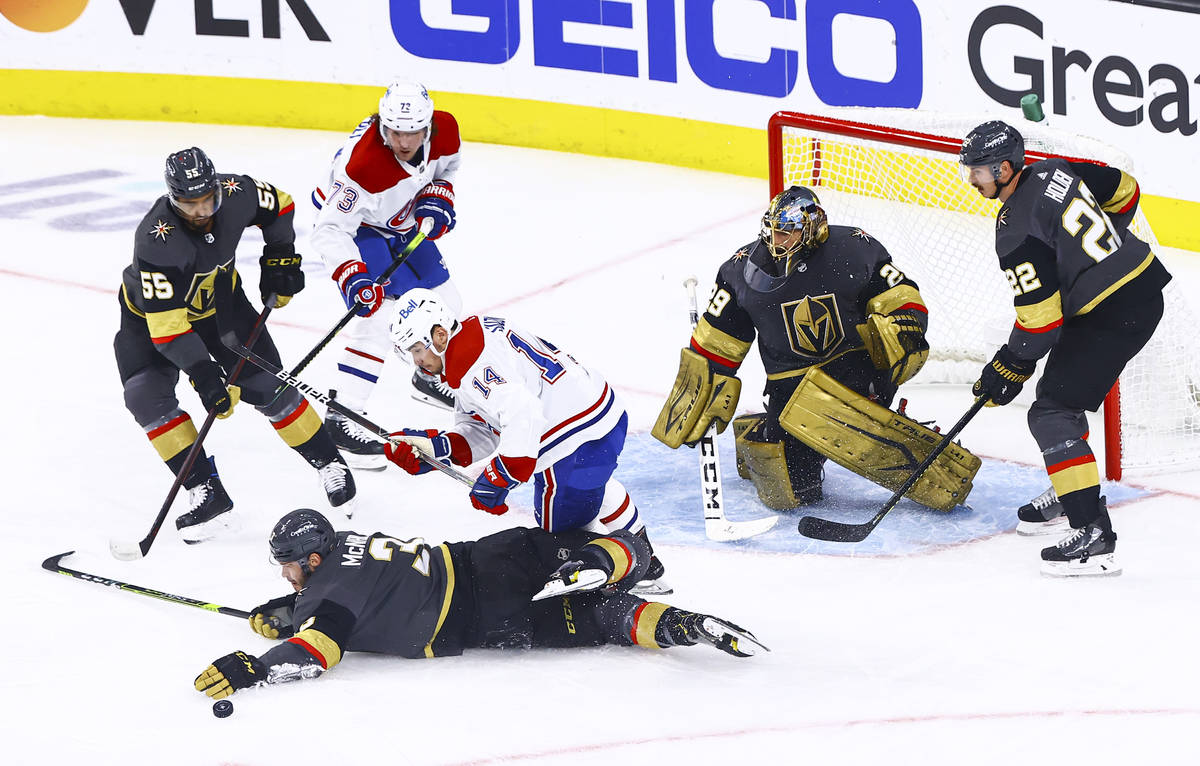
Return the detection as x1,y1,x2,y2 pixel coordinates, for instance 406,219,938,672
119,174,294,372
692,225,927,379
994,158,1171,361
258,531,459,676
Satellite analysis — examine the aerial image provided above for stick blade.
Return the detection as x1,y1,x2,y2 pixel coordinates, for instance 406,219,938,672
796,515,872,543
109,538,146,561
705,514,779,542
42,550,75,571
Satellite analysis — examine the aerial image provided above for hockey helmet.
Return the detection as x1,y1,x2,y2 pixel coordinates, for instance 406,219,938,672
959,121,1025,190
164,147,222,224
758,185,830,278
389,288,458,360
269,508,336,566
378,80,434,135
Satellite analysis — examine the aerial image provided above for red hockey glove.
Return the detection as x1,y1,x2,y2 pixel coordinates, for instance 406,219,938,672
332,260,385,317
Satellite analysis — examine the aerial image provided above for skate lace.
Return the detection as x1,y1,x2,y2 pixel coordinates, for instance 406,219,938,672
1031,487,1059,511
187,482,210,512
1057,526,1088,549
320,461,349,494
337,414,377,445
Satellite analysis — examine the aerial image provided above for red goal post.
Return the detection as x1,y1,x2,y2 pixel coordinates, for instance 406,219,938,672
767,109,1200,481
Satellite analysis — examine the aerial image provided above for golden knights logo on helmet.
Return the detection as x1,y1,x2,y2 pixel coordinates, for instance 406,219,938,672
760,186,830,279
780,294,844,358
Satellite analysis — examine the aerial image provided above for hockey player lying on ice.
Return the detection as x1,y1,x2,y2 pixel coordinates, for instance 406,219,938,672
194,509,766,699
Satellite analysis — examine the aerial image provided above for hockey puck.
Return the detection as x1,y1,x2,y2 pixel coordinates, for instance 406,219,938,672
212,700,234,718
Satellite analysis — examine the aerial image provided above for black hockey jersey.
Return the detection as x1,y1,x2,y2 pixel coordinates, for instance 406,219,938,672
692,225,926,379
119,174,294,371
994,158,1171,360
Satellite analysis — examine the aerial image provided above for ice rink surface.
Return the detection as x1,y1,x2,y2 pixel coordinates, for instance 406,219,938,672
2,116,1199,765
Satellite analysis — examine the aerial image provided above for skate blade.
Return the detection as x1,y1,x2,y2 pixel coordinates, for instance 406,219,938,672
531,569,608,601
331,495,357,520
700,617,770,657
628,578,674,597
341,452,388,471
179,511,240,544
411,392,454,411
1016,516,1069,536
1040,553,1122,578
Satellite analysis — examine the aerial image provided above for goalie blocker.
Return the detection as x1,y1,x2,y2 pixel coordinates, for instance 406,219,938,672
651,347,742,448
772,368,980,512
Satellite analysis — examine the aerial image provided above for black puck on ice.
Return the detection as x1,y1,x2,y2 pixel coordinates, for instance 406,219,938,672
212,699,234,718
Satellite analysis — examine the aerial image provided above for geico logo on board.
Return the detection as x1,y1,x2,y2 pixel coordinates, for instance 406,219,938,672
388,0,924,107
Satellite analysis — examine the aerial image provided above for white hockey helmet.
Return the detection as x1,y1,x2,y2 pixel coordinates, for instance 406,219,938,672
389,288,458,359
378,80,434,134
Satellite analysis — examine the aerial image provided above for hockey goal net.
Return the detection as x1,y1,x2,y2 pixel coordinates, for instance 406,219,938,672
769,108,1200,480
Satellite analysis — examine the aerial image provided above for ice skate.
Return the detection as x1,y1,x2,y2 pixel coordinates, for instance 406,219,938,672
324,395,387,471
532,560,609,601
317,456,357,517
411,369,455,410
676,611,769,658
1017,486,1067,535
1040,518,1121,577
175,458,236,544
628,529,673,597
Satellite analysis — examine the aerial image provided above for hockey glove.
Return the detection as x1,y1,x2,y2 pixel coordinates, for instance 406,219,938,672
259,244,305,308
973,346,1037,406
194,651,267,699
857,310,930,386
187,361,239,418
469,456,521,515
385,428,455,475
332,259,385,317
413,181,456,240
249,594,296,640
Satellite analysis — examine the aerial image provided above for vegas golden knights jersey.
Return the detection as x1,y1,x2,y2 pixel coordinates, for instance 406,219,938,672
691,225,926,381
993,158,1171,360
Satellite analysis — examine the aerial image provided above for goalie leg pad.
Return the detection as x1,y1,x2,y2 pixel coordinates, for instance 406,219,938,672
735,425,801,510
731,414,762,479
778,369,981,511
651,348,741,448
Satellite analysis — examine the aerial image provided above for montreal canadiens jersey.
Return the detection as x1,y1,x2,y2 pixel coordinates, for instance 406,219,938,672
440,316,625,473
311,111,461,271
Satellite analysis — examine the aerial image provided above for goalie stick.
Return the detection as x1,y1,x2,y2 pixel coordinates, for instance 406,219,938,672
45,550,259,622
796,395,988,543
110,296,277,562
228,342,474,488
287,218,435,379
683,277,779,542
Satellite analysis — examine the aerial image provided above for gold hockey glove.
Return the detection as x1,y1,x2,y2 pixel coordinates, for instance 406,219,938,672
195,651,267,699
249,594,296,640
857,311,929,385
652,348,741,448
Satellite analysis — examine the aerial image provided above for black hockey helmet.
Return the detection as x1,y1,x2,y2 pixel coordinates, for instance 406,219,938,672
164,147,222,221
758,185,830,277
959,121,1025,182
269,508,336,566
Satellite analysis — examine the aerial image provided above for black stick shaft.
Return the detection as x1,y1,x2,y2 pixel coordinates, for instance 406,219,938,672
287,223,431,378
127,298,276,559
44,551,252,619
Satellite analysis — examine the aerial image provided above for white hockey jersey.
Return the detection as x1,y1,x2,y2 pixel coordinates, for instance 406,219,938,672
442,316,626,480
311,111,461,272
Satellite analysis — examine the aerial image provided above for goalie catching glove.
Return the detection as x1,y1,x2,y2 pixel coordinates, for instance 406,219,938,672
651,348,742,448
857,310,929,385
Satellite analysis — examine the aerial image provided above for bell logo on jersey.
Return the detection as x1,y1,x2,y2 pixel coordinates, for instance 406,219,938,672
780,295,845,359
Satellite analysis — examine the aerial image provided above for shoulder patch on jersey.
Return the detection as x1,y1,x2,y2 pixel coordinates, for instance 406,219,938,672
851,228,872,241
220,177,242,195
430,111,461,160
444,316,485,389
149,219,175,241
346,120,411,194
997,208,1009,230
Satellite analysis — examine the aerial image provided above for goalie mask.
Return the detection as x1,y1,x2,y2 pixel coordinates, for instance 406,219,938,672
164,147,222,229
959,121,1025,198
389,288,459,362
747,186,829,290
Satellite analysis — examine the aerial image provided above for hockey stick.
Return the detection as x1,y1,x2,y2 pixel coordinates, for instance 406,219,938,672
683,277,779,541
45,550,254,621
228,342,475,487
796,395,988,543
110,297,277,562
288,218,434,379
